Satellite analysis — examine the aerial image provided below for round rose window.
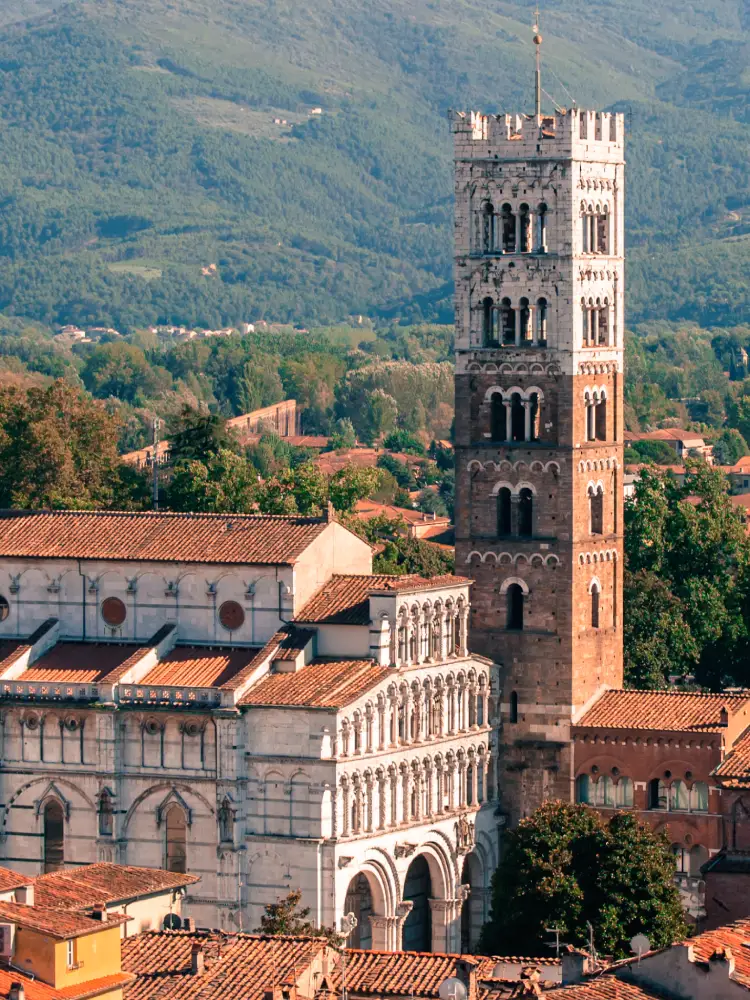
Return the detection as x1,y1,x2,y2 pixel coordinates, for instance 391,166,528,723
219,600,245,631
101,596,127,626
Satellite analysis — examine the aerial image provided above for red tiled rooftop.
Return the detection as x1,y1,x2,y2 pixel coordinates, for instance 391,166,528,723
714,727,750,785
575,689,750,733
337,951,506,998
241,658,390,708
0,865,33,893
541,978,662,999
296,574,471,626
122,931,327,1000
353,499,450,528
18,642,143,683
0,641,26,671
0,969,134,1000
140,647,260,688
0,900,130,938
0,510,330,565
687,915,750,988
34,864,199,912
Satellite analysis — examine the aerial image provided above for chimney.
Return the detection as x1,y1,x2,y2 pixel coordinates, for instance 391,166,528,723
561,949,587,985
90,908,107,922
183,917,194,932
9,983,25,1000
455,959,478,1000
720,705,730,726
191,943,205,976
14,886,33,907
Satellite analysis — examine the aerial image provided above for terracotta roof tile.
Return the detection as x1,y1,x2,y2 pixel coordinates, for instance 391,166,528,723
687,916,750,987
296,574,471,626
575,689,750,733
122,931,327,1000
0,865,33,893
0,510,329,565
241,658,390,708
139,647,260,688
0,641,28,672
540,978,663,998
17,642,143,683
34,864,199,912
336,951,502,997
0,900,129,938
715,726,750,785
0,969,134,1000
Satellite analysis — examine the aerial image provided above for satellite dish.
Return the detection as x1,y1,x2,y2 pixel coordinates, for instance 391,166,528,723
163,913,182,930
438,978,467,1000
630,934,650,957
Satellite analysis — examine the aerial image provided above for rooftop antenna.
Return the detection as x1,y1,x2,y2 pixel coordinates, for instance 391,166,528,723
533,6,543,121
151,416,161,511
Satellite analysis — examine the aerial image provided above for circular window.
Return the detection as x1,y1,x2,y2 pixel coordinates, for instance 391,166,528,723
219,600,245,631
0,596,9,622
101,597,127,627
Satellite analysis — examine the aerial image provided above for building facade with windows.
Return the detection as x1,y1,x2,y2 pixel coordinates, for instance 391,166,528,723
451,108,625,821
0,509,498,948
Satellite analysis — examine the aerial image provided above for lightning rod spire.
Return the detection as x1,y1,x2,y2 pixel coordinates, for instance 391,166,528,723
533,6,542,121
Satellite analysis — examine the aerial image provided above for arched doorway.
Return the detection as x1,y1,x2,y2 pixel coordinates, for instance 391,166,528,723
344,873,374,949
43,800,64,872
402,856,432,952
460,853,483,953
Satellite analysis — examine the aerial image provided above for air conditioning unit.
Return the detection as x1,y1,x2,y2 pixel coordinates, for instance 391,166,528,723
0,923,15,958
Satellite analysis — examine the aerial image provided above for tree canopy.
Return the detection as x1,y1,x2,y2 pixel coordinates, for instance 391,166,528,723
480,802,687,960
255,890,340,945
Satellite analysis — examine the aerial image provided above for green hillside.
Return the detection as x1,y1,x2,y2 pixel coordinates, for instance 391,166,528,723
0,0,747,328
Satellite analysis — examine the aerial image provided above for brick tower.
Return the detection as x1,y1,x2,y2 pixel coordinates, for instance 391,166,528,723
451,105,625,822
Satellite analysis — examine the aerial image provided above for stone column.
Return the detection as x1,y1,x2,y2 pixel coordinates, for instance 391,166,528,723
402,689,412,745
341,779,350,836
377,770,387,830
424,760,434,818
523,400,531,441
389,766,398,827
503,401,511,441
514,308,520,347
365,704,373,753
412,764,422,823
428,899,455,953
331,785,339,838
413,690,423,743
435,758,444,813
389,695,399,746
447,759,457,811
401,764,411,823
365,772,374,832
377,696,386,751
437,690,445,737
590,307,598,346
458,757,467,808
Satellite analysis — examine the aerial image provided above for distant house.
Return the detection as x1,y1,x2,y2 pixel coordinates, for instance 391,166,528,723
626,428,713,464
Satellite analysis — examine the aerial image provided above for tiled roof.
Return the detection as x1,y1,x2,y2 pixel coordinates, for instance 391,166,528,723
714,726,750,784
296,573,470,626
17,642,143,683
0,865,33,893
540,979,662,999
0,900,129,938
0,969,134,1000
0,510,330,565
575,689,750,733
336,951,499,997
34,864,199,912
353,499,451,528
687,915,750,988
241,658,390,708
122,931,327,1000
0,641,27,671
139,647,260,688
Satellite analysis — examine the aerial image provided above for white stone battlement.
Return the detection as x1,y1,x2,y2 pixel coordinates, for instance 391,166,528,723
450,108,624,161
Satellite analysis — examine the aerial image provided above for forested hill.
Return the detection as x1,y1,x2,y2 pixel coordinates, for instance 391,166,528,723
0,0,747,330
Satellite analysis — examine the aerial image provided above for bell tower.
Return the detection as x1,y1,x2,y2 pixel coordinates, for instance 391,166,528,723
451,103,625,822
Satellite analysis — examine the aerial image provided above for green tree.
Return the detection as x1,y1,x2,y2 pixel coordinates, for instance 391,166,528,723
328,418,357,451
81,342,171,403
255,890,341,944
623,570,698,688
169,406,234,464
328,466,382,513
625,439,680,465
712,427,748,466
480,802,687,959
0,380,136,509
238,361,285,413
164,450,257,513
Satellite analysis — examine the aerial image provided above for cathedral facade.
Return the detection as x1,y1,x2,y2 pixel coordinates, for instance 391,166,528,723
451,108,625,822
0,509,498,949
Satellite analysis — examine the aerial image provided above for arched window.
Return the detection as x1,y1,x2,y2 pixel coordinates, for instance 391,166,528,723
536,297,548,343
584,392,594,442
509,691,518,724
43,800,64,873
649,778,668,810
165,805,187,874
591,583,600,629
528,392,541,441
596,776,614,806
579,115,587,139
519,204,531,252
589,486,604,535
691,782,709,812
482,201,495,252
519,297,531,342
673,844,689,873
598,302,608,344
670,780,689,811
501,203,515,253
510,393,525,442
482,297,496,347
98,790,114,837
597,210,609,254
491,395,506,441
497,487,512,536
575,774,590,804
537,203,548,252
518,488,533,537
501,298,515,345
506,584,524,630
595,395,607,440
617,777,634,807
